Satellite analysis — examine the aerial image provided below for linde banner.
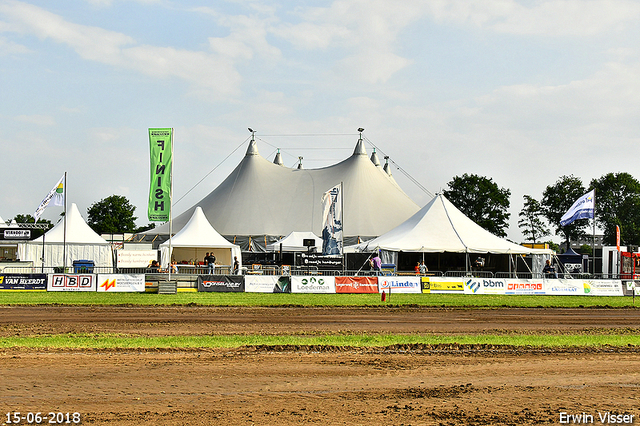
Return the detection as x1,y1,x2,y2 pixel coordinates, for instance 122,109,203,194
198,275,244,292
378,276,421,293
463,278,506,295
244,275,291,293
148,128,173,222
291,276,335,293
321,183,343,255
48,274,96,292
0,274,47,290
97,274,145,292
335,276,378,294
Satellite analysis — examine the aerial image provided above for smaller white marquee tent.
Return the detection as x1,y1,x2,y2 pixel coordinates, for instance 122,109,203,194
267,231,322,252
17,203,114,269
348,194,553,255
160,207,242,272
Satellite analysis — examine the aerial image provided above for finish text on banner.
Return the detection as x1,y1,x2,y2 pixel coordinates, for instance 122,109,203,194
148,128,173,221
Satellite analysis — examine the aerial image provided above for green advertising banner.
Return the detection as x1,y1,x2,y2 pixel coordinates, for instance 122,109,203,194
148,128,173,221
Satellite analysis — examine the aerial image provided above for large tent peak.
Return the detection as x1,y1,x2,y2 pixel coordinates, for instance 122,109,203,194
353,138,367,156
246,139,259,156
273,149,284,166
370,149,381,167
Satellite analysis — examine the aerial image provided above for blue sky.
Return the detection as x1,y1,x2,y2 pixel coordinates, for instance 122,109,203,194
2,0,640,242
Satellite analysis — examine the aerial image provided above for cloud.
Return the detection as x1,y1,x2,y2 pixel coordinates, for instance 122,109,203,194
426,0,640,36
0,0,242,95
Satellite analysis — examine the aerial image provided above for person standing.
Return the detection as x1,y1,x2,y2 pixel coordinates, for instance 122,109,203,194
207,252,216,274
419,261,428,275
233,256,240,274
370,252,382,275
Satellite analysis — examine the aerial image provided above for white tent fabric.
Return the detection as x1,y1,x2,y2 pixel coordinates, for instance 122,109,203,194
17,203,114,268
160,207,242,271
348,194,553,255
146,138,419,241
267,231,322,252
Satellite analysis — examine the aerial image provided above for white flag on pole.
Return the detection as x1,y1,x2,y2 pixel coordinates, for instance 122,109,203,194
560,189,595,227
34,174,65,222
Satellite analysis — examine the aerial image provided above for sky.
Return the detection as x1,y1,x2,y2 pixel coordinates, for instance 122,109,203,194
2,0,640,243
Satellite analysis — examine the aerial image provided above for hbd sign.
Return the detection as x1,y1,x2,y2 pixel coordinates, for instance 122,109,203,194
48,274,96,292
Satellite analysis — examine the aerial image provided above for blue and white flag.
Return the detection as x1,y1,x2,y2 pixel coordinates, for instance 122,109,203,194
321,183,343,255
560,189,595,226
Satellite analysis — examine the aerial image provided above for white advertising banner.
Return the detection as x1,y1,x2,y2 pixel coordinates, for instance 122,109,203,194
245,276,291,293
585,280,623,296
97,274,145,292
463,278,506,295
117,250,158,268
48,274,96,292
378,276,422,294
291,276,335,293
544,279,585,295
505,279,545,295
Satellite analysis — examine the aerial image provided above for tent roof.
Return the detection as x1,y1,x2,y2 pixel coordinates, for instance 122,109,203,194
160,207,238,248
147,138,419,238
267,231,322,252
34,203,108,244
349,194,552,254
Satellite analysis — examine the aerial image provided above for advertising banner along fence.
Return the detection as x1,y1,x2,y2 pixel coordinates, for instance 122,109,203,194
47,274,96,292
0,274,47,290
97,274,145,292
335,276,378,293
198,275,244,292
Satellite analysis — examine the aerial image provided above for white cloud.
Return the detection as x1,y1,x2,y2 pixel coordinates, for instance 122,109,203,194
14,114,56,126
426,0,640,36
0,0,242,95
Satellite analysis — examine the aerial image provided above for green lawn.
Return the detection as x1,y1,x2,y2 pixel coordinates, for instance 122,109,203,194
0,291,638,308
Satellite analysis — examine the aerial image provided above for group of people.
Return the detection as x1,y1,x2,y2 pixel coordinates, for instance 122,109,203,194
414,261,429,275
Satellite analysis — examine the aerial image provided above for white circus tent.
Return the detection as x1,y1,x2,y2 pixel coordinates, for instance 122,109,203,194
17,203,114,269
159,207,242,272
144,137,420,250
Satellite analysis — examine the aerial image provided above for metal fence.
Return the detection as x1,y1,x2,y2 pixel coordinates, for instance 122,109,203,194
0,265,624,280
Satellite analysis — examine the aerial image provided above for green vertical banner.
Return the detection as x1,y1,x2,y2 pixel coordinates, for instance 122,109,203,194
148,128,173,221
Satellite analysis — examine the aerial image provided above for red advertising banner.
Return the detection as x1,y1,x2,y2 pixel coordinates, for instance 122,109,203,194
335,276,378,293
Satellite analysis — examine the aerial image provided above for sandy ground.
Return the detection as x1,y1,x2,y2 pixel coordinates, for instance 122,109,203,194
1,306,639,425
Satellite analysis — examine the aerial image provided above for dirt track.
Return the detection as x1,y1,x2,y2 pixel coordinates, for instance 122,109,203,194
1,306,640,425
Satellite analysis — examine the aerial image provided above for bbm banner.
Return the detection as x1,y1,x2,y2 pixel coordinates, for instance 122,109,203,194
148,128,173,221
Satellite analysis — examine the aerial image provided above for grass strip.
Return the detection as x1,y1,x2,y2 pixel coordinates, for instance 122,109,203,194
0,292,638,308
1,333,639,349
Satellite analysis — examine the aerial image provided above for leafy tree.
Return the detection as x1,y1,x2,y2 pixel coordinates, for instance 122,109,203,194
518,195,549,243
541,175,589,248
8,214,53,238
590,172,640,246
135,223,156,233
87,195,138,234
443,173,511,237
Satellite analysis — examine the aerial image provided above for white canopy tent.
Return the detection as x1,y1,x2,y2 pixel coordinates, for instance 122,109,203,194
160,207,242,272
266,231,322,252
17,203,114,269
349,194,552,255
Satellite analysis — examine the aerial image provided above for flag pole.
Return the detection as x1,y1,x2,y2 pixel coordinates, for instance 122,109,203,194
63,171,67,272
168,128,174,282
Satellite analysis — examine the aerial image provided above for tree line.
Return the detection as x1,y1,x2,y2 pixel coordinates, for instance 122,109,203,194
444,172,640,248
